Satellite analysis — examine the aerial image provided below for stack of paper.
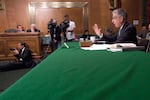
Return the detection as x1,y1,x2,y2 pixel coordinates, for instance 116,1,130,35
81,43,137,52
81,44,111,50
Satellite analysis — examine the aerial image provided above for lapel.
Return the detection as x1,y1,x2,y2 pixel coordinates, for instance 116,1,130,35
19,49,22,55
20,47,25,55
117,21,129,39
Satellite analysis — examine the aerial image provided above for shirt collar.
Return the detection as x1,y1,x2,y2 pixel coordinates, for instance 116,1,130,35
21,47,25,54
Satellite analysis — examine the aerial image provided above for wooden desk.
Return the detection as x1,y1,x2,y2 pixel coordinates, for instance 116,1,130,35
0,32,41,61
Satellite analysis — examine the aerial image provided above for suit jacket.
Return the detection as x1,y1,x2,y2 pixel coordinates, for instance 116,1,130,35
14,47,34,67
50,25,61,41
102,21,137,44
27,28,40,32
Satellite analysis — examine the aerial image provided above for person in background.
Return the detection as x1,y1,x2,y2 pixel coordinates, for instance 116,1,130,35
104,27,113,36
93,8,137,44
81,29,91,40
27,24,40,32
17,25,25,32
137,24,149,39
98,27,114,42
0,42,35,71
49,19,62,51
4,25,24,33
60,15,76,41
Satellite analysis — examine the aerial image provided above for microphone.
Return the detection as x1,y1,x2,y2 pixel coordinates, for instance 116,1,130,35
64,42,69,48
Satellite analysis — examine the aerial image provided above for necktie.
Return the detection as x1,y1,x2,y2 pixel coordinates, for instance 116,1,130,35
118,28,121,37
117,28,121,39
117,26,123,39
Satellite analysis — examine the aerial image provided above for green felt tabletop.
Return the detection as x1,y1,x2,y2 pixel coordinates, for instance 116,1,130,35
0,42,150,100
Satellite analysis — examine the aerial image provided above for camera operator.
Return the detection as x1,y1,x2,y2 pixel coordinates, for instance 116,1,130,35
60,15,76,41
48,19,54,31
48,19,62,51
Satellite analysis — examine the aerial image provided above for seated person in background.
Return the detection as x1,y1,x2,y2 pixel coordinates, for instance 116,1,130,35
137,24,149,39
16,25,25,32
0,42,35,71
27,24,40,32
81,29,91,40
93,8,137,44
98,27,114,42
104,27,113,36
5,24,25,33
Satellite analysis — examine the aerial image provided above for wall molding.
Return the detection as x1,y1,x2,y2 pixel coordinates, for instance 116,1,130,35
28,2,89,30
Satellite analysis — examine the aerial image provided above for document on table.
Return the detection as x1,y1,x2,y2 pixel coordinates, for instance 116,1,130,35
81,44,111,50
81,43,137,52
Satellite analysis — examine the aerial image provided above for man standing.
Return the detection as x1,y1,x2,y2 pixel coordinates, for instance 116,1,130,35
48,19,62,51
93,8,137,44
61,15,76,41
0,42,35,71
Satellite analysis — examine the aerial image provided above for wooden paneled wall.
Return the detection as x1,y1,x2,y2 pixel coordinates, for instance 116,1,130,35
0,0,142,35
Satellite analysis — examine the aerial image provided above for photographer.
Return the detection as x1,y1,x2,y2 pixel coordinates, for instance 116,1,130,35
0,42,35,71
60,15,76,41
48,19,62,51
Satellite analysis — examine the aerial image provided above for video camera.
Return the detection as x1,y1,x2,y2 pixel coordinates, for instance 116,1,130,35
9,48,16,51
60,20,69,33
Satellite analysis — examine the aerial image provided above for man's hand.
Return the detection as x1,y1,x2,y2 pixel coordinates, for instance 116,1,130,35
53,39,57,43
93,24,103,36
12,49,19,55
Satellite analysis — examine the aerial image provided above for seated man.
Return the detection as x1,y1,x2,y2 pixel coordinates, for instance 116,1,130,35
27,24,40,32
0,42,35,71
81,29,91,40
16,25,25,32
93,8,137,44
137,24,149,39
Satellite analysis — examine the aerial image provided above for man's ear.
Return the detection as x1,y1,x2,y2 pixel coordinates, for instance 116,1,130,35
120,16,124,22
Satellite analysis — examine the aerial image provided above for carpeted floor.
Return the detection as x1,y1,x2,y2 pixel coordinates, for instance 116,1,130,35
0,68,32,93
0,61,35,93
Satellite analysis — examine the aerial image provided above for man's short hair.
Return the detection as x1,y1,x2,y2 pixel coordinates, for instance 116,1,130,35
19,42,26,47
64,14,69,18
112,8,127,20
17,25,22,28
31,24,36,27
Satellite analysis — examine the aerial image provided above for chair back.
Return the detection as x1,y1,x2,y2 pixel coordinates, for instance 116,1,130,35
137,38,149,52
146,32,150,40
145,32,150,52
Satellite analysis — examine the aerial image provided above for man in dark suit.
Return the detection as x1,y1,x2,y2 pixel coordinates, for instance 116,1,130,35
93,8,137,44
0,42,35,71
48,19,62,51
